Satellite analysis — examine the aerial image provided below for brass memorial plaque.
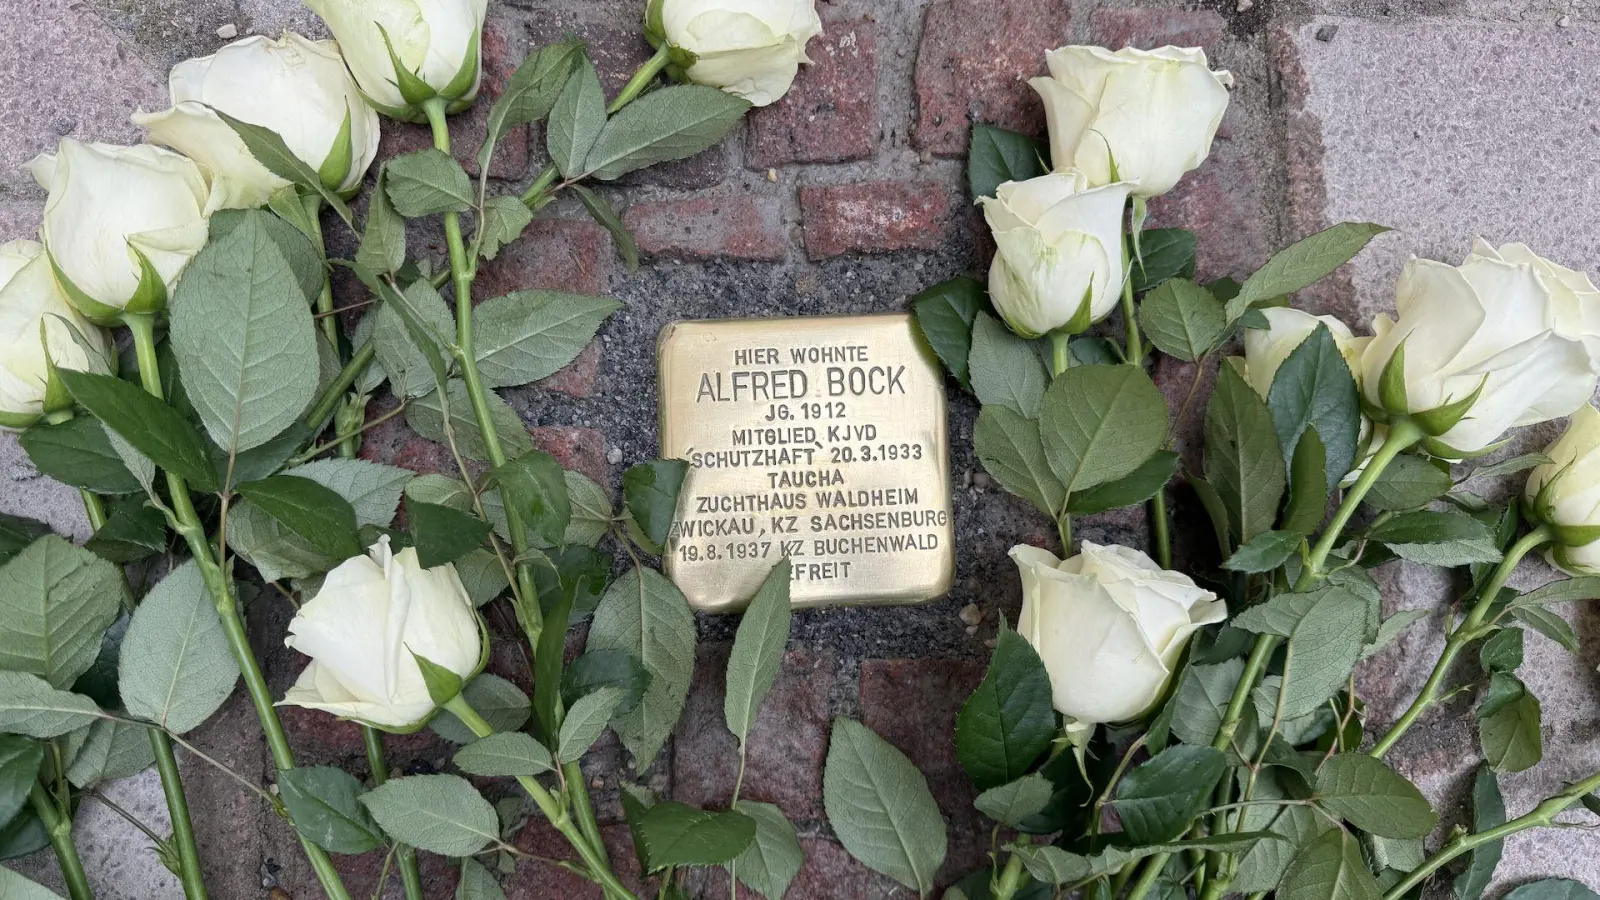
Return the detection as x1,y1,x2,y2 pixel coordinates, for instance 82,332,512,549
658,313,955,612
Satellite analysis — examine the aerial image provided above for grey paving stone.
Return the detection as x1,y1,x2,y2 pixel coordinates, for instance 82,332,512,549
0,432,90,541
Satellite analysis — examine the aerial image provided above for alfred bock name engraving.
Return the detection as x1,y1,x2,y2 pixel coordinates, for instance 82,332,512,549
658,313,955,611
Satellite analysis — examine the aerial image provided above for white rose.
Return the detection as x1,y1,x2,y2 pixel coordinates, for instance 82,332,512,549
304,0,487,116
1243,307,1370,398
1012,541,1226,726
978,170,1134,338
281,537,482,728
1359,240,1600,454
1031,46,1233,199
1526,405,1600,575
133,33,381,213
0,241,112,427
27,140,212,318
646,0,823,107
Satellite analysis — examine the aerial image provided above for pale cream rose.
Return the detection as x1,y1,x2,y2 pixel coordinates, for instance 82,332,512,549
1526,406,1600,575
0,240,112,427
304,0,487,114
648,0,823,106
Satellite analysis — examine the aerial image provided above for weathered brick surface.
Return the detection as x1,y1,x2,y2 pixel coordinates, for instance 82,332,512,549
1090,8,1226,50
537,339,603,398
332,847,460,899
746,17,877,168
529,425,610,484
913,0,1072,156
624,195,788,261
859,658,989,886
478,217,614,298
672,646,835,820
800,181,958,258
508,822,653,900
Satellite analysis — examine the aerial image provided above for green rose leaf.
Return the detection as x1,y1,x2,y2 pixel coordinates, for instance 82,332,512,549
1066,450,1178,516
1279,829,1382,900
58,369,218,492
725,559,793,748
1226,222,1390,320
1365,454,1453,511
823,718,947,895
0,672,102,738
0,535,122,688
975,773,1055,828
1453,766,1505,900
1131,229,1199,293
1138,278,1225,362
623,459,690,553
956,622,1055,790
584,84,750,181
726,800,803,900
360,774,499,857
119,562,240,734
1313,754,1437,839
17,417,143,494
279,766,388,855
431,675,531,745
969,312,1048,418
407,499,492,569
974,405,1065,519
546,54,606,179
237,475,361,562
911,276,986,389
472,291,620,389
490,449,571,547
968,124,1046,200
1267,324,1360,492
454,732,554,778
1477,672,1541,772
633,801,757,871
1223,530,1303,574
1204,363,1285,544
587,568,696,769
385,148,474,216
1113,745,1228,844
1039,364,1168,495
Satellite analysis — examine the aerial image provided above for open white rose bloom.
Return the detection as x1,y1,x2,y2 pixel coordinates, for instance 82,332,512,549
305,0,488,114
979,170,1134,337
1527,405,1600,575
282,537,482,728
1011,542,1225,727
1032,45,1232,199
650,0,823,106
133,32,381,212
1358,240,1600,454
27,139,211,316
0,240,111,425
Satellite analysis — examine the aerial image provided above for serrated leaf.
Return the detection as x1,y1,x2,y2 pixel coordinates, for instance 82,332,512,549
968,124,1046,200
1280,829,1381,900
1132,229,1199,293
1138,278,1225,362
285,458,412,529
1365,455,1453,511
571,184,638,271
63,718,153,788
0,672,102,738
974,406,1065,519
556,686,623,763
360,774,498,857
431,675,531,745
1113,745,1228,844
584,84,749,180
1205,363,1286,543
172,209,321,456
490,449,570,546
214,110,351,222
17,417,142,494
119,562,239,734
1513,577,1600,607
0,866,66,899
0,515,52,569
956,625,1055,789
407,500,492,569
454,732,554,778
1268,325,1360,492
1225,530,1302,573
1468,453,1553,480
1228,223,1389,319
969,312,1048,418
237,475,361,561
1233,803,1333,893
623,459,689,553
457,857,506,900
1510,605,1578,651
58,369,217,491
547,55,606,178
1479,628,1523,673
587,568,695,769
1362,609,1429,659
84,497,167,564
1314,754,1437,839
1066,451,1178,516
0,535,122,689
0,736,43,824
370,278,455,400
475,195,534,261
633,801,757,871
385,148,474,216
1281,586,1369,718
824,718,947,895
975,774,1054,827
224,498,337,582
725,559,792,747
727,801,802,900
471,291,620,390
1040,364,1168,494
406,380,533,462
911,276,985,388
1453,766,1504,900
1170,658,1244,747
479,39,583,172
279,766,387,855
562,651,649,717
356,166,406,275
1477,672,1541,772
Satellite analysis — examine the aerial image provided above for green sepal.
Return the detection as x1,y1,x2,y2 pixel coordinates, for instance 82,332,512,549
438,28,482,102
317,107,355,194
1377,340,1409,415
644,0,666,46
1039,284,1097,341
37,322,74,416
1418,435,1509,461
1548,521,1600,548
379,25,439,107
46,250,125,326
361,91,429,124
121,246,169,316
1411,376,1486,437
0,408,40,429
409,649,465,708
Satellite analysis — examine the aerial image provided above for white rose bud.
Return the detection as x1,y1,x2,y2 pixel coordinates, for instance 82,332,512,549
27,140,212,320
133,33,381,213
1011,542,1226,726
1243,307,1370,398
0,240,112,428
645,0,823,107
1031,46,1233,199
304,0,487,118
1359,240,1600,455
1525,405,1600,575
281,537,483,728
978,170,1134,338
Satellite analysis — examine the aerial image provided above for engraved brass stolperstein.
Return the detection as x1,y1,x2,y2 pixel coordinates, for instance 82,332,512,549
658,313,955,611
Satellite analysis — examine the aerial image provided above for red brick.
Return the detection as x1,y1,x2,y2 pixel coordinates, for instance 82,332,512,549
859,658,990,886
278,700,447,766
913,0,1071,155
689,837,905,899
799,181,957,258
508,822,654,900
358,395,455,476
529,425,609,485
746,18,877,167
377,16,528,180
1090,8,1226,51
672,646,834,820
624,196,788,261
332,846,459,899
536,339,602,398
477,218,613,298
